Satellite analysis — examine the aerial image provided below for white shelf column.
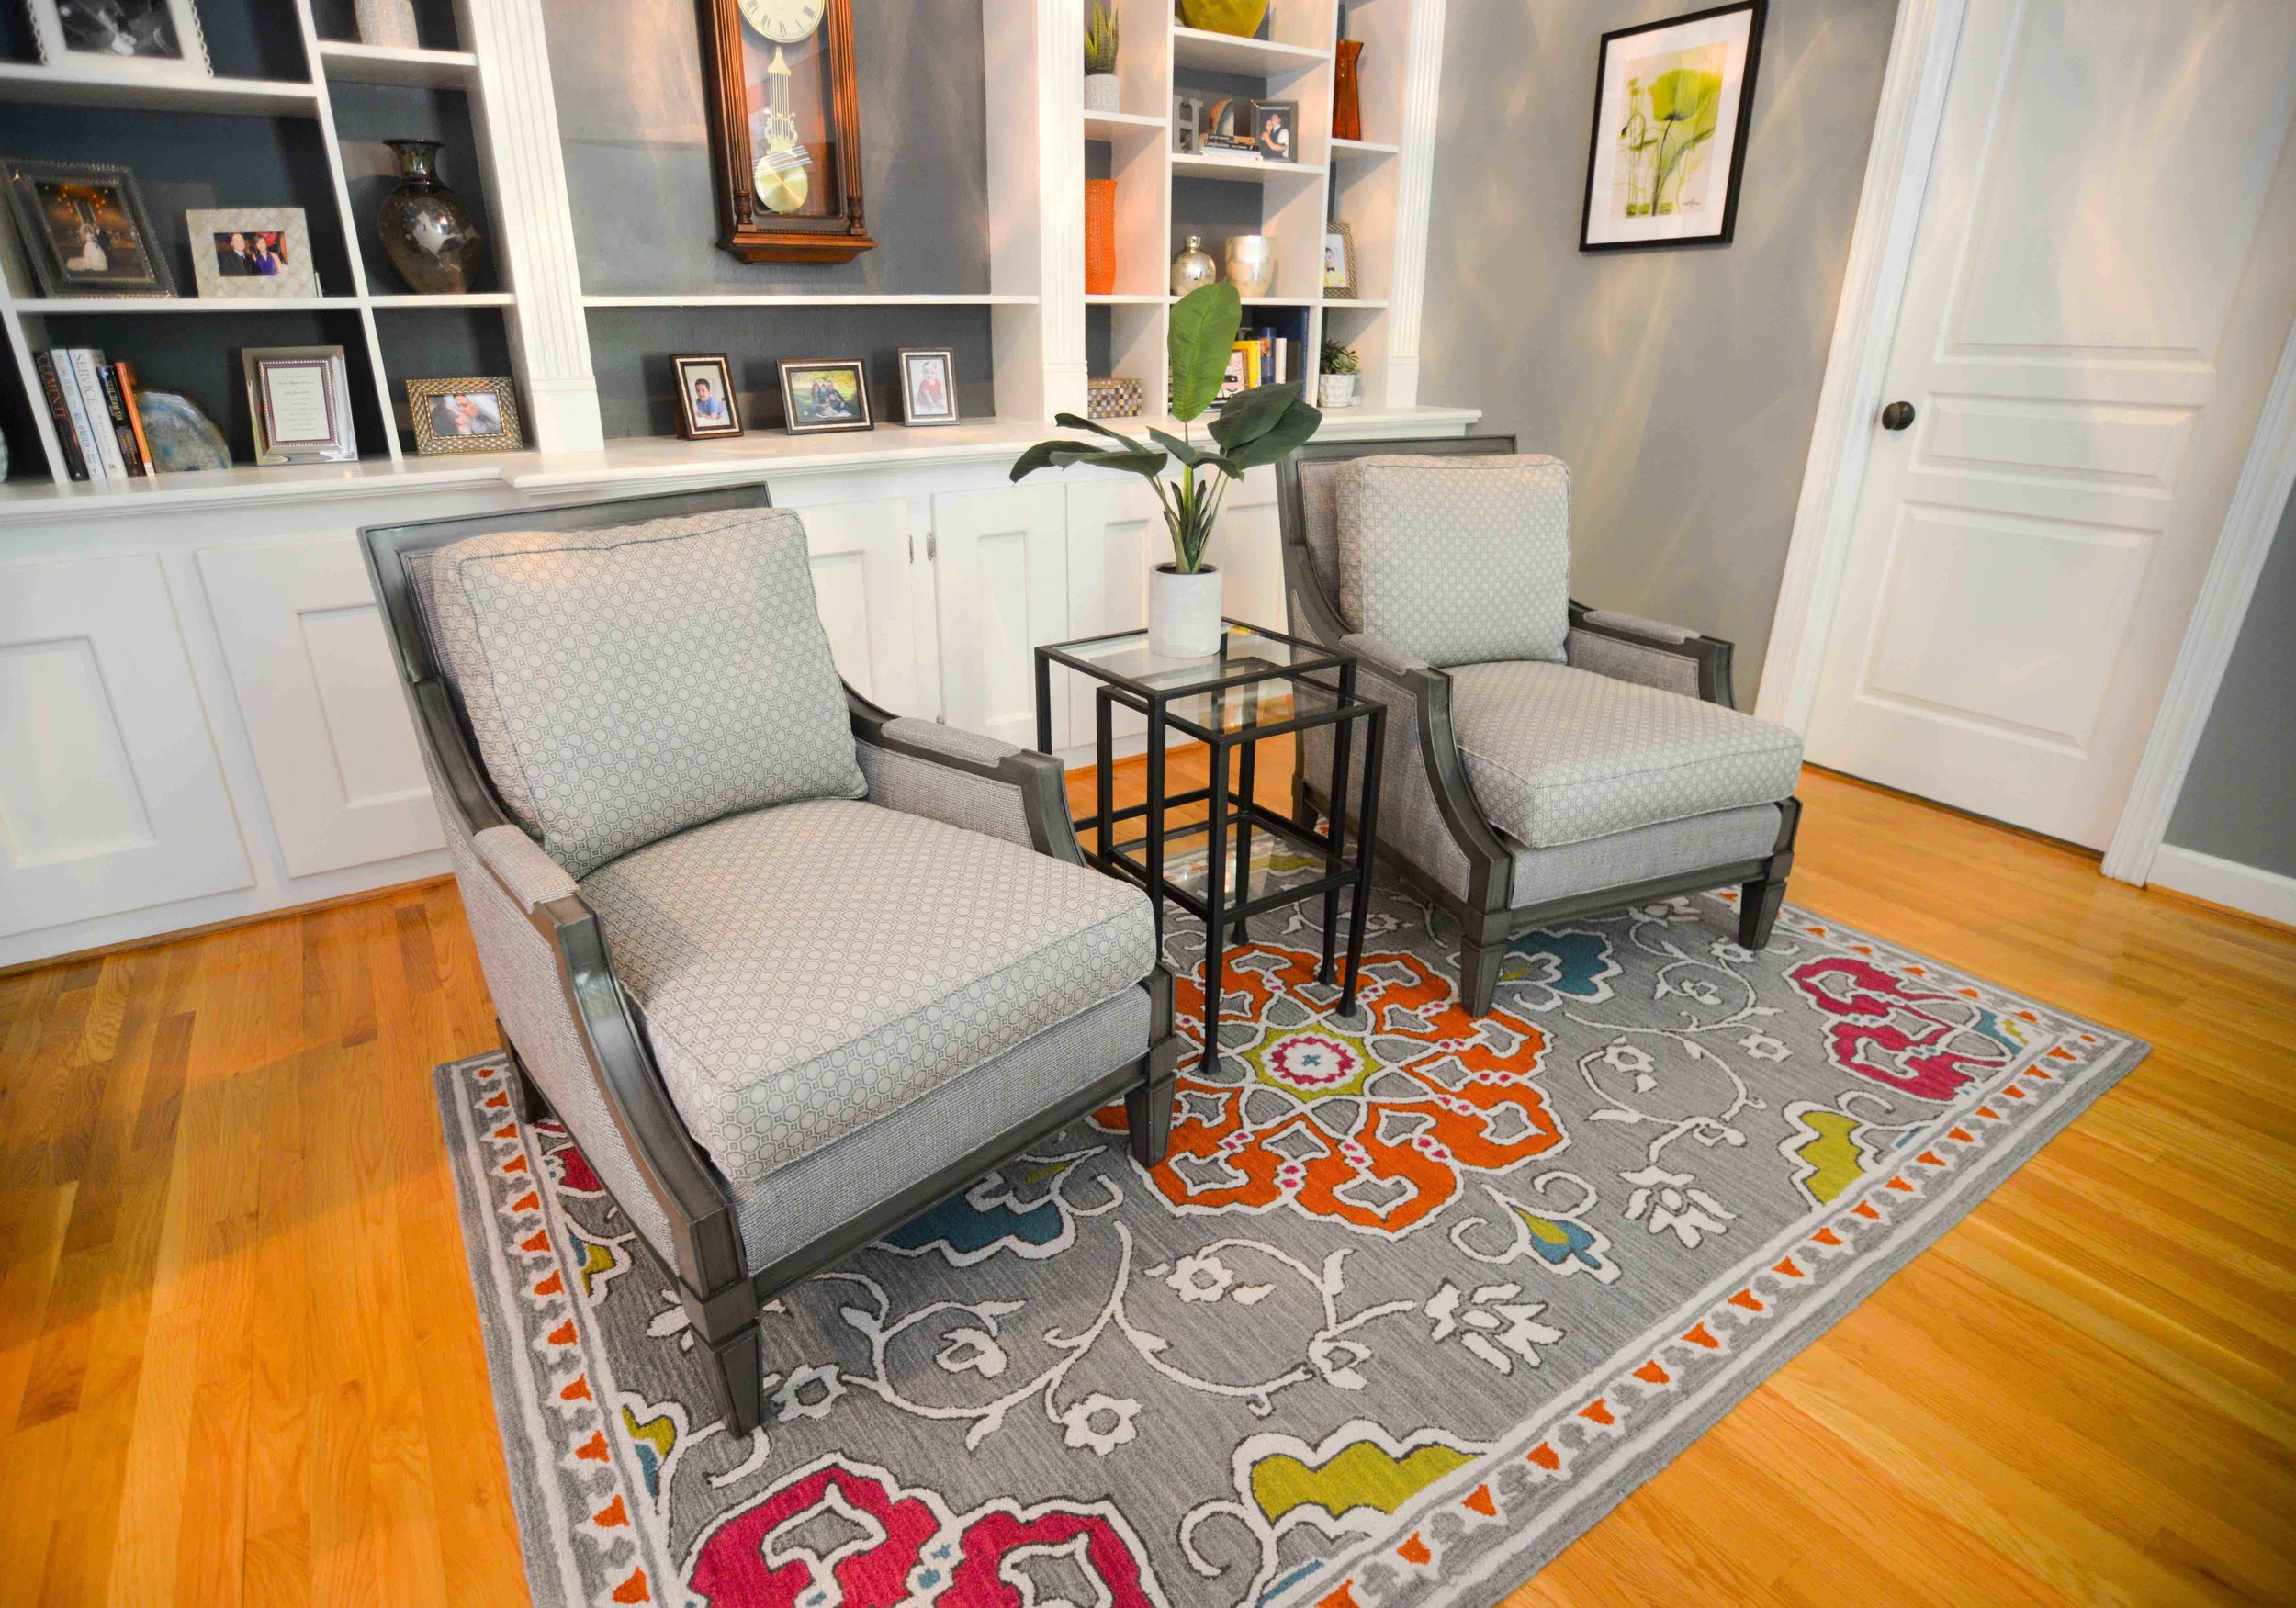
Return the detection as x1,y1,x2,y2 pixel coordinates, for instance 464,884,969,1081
1385,0,1446,410
459,0,604,451
986,0,1086,421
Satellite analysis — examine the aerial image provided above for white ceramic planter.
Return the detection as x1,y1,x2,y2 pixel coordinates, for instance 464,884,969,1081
1318,373,1358,409
1149,564,1223,658
1083,74,1122,113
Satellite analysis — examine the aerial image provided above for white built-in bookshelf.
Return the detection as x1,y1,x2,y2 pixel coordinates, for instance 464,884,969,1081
0,0,1447,508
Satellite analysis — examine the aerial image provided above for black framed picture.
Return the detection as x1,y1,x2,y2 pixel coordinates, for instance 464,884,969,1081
671,353,742,438
1579,1,1765,252
897,347,958,426
777,358,872,434
2,157,172,298
1250,99,1298,163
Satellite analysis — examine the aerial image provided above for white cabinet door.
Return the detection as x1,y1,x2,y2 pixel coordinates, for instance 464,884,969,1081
930,483,1069,747
1064,478,1163,747
1202,464,1287,635
197,535,442,880
783,497,926,714
0,555,251,937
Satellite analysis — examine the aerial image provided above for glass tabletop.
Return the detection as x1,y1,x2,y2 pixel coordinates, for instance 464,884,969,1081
1043,623,1346,697
1153,677,1373,739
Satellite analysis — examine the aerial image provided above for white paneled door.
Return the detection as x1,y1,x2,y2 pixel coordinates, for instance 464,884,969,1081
0,555,251,937
930,483,1069,747
198,536,443,880
782,497,927,714
1805,0,2296,847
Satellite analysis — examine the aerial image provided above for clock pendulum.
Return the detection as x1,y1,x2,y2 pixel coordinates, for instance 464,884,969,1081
739,0,826,215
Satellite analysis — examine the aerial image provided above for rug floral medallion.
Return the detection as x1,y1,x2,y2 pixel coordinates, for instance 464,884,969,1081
437,858,2144,1608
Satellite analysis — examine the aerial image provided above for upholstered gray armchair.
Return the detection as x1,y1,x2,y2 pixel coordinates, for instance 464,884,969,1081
365,484,1180,1434
1277,436,1805,1017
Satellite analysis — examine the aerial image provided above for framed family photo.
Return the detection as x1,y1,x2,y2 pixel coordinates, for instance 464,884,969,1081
897,347,958,427
25,0,213,84
187,208,316,298
242,345,356,465
777,359,872,435
1322,222,1358,298
1580,0,1765,252
407,376,523,455
671,353,742,438
3,157,170,298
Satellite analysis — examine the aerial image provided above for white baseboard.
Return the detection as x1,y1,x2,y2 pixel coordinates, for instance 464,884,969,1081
2148,844,2296,928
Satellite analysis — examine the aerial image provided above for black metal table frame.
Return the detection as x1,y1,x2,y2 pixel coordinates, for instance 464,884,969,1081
1035,623,1388,1065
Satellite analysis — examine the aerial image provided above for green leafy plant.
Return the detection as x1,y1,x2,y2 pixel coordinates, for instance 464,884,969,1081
1012,282,1321,574
1320,337,1359,376
1085,1,1120,74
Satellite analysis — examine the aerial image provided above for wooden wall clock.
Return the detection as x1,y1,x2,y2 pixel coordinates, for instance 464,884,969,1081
698,0,876,264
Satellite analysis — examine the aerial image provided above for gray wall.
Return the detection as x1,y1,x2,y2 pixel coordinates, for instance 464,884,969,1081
2164,489,2296,879
1419,0,1899,706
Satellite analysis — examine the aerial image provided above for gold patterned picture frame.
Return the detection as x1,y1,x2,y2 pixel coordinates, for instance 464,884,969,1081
406,376,523,455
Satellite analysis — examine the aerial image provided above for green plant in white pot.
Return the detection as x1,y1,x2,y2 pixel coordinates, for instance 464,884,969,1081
1013,282,1321,658
1084,1,1120,112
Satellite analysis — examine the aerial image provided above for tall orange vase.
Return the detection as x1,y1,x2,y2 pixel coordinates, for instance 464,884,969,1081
1085,179,1118,295
1333,39,1364,141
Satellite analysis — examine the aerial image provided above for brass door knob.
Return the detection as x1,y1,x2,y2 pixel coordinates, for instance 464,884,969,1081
1881,400,1916,431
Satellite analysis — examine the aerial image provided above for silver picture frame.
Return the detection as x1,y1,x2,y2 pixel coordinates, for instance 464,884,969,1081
187,207,319,299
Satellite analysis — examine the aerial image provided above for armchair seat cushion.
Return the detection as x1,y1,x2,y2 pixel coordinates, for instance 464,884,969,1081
1449,660,1803,849
579,799,1154,1184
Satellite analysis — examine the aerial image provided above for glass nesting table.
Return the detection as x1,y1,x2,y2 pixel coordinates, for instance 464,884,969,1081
1034,622,1386,1061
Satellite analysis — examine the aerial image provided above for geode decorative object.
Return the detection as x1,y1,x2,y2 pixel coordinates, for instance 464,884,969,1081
377,139,485,295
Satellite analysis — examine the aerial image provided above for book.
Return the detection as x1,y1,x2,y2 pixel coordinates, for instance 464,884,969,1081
31,351,89,481
49,348,107,480
66,349,129,480
112,361,157,476
94,362,146,477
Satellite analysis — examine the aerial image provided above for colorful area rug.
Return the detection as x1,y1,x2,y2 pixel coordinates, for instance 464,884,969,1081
437,863,2144,1607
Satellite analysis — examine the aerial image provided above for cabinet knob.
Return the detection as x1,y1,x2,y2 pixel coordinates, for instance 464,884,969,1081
1880,400,1916,431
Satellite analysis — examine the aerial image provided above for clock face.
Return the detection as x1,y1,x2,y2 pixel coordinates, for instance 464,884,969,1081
737,0,823,44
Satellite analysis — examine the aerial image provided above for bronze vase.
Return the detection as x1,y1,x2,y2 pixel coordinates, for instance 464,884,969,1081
377,138,486,295
1333,39,1365,141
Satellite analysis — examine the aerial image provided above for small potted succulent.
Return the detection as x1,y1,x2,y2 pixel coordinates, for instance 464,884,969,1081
1014,283,1322,658
1319,338,1360,409
1084,2,1121,112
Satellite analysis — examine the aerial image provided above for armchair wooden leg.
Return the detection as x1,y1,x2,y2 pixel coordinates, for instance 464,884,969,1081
1125,1038,1182,1168
1460,932,1506,1018
500,1018,552,1125
682,1279,765,1434
1737,797,1801,951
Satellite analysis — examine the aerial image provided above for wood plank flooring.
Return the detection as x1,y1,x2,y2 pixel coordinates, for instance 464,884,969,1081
2,759,2290,1606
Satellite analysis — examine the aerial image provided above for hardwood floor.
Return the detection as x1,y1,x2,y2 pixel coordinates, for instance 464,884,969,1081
3,760,2290,1606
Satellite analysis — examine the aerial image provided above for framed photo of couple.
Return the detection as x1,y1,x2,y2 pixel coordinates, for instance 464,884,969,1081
407,377,523,455
188,208,317,299
671,353,742,438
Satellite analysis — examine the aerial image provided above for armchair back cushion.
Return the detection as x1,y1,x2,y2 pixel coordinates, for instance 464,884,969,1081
1334,453,1572,668
423,505,865,879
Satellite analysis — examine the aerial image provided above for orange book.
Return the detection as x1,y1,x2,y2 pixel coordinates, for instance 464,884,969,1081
112,360,157,475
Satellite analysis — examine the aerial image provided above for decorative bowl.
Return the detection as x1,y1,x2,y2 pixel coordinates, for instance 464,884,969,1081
1179,0,1269,39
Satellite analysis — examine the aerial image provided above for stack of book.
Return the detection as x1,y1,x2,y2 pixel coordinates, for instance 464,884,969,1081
33,348,158,482
1217,326,1304,403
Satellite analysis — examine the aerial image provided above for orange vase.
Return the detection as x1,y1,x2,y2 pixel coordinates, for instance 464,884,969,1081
1333,39,1364,141
1085,179,1118,295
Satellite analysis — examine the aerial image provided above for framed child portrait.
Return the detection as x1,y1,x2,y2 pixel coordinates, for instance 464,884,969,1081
671,353,743,438
897,347,958,427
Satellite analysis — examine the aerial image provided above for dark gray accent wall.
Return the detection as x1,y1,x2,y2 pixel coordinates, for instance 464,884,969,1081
1418,0,1899,706
544,0,990,296
2164,489,2296,879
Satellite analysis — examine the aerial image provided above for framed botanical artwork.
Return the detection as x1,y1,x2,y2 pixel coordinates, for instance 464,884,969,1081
2,157,171,298
896,347,957,427
695,0,875,264
1579,0,1765,252
187,208,317,299
24,0,213,84
1322,222,1358,298
776,358,872,434
242,345,356,465
1250,99,1298,163
407,376,524,454
671,353,743,438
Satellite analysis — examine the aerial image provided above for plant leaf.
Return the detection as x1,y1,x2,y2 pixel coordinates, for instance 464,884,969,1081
1144,426,1201,465
1221,395,1323,470
1167,282,1243,422
1010,439,1097,480
1207,380,1299,450
1053,412,1149,453
1009,440,1166,480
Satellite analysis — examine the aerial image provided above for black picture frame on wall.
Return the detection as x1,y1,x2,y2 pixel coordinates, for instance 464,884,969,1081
1578,0,1766,253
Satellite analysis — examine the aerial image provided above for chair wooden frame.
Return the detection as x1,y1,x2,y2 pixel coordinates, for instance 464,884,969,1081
363,483,1181,1434
1276,435,1801,1017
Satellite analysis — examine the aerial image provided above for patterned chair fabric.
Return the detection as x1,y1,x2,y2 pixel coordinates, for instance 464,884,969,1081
422,506,865,879
578,798,1156,1184
1334,454,1572,667
1447,660,1803,849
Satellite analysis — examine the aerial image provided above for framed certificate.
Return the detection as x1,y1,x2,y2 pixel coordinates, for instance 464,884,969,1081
242,345,356,465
